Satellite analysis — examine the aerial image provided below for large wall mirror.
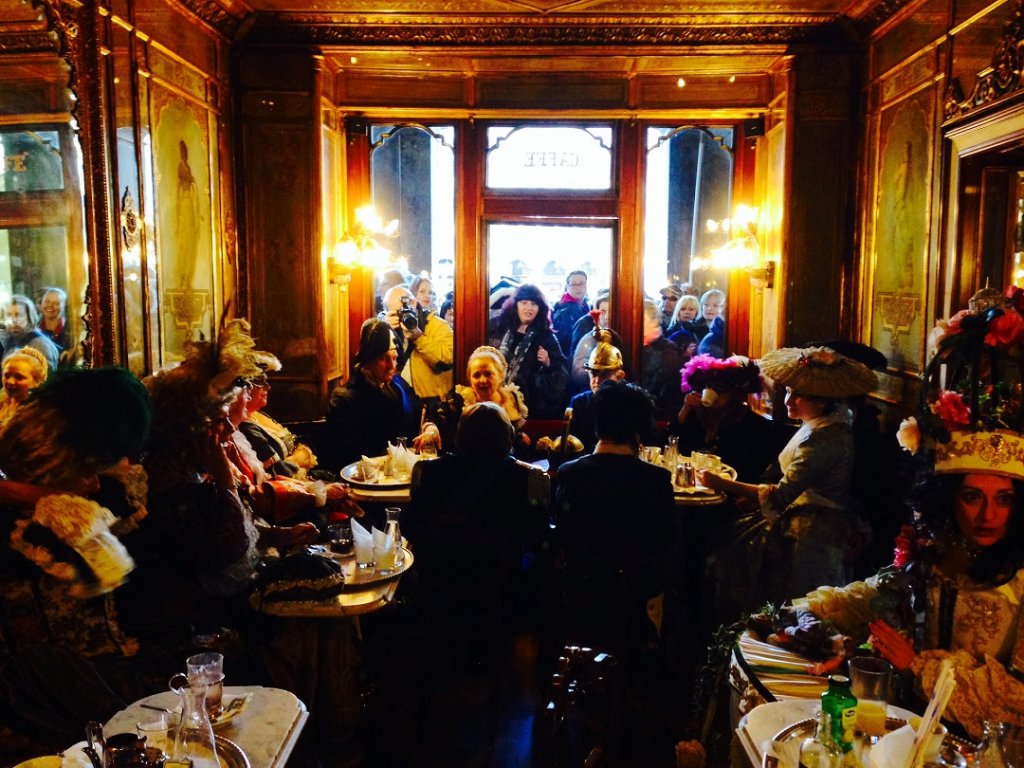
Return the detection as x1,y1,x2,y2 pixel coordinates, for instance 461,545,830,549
0,1,92,366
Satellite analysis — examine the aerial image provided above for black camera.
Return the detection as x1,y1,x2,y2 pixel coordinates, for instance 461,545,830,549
398,296,421,331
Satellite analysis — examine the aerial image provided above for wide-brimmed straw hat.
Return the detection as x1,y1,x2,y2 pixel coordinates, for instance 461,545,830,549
760,345,877,398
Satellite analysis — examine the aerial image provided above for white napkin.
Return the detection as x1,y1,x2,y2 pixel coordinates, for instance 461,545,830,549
386,442,418,476
351,518,374,560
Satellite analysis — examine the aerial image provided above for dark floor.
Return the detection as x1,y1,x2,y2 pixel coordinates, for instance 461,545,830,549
351,588,736,768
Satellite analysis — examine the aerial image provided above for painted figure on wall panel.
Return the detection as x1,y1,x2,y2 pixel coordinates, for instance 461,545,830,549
871,87,932,373
151,87,214,359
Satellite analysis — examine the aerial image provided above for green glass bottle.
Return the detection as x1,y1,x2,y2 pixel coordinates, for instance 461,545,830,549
821,674,858,753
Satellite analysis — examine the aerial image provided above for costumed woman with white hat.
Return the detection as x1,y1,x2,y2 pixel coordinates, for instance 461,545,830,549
699,346,877,614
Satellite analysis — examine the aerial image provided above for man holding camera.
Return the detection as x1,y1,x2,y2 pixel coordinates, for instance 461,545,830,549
381,285,453,400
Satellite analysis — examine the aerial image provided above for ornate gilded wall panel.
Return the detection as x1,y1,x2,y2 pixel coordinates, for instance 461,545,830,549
867,82,936,373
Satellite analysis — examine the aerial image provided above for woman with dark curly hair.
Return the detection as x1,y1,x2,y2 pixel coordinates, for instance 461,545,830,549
797,455,1024,740
488,283,569,419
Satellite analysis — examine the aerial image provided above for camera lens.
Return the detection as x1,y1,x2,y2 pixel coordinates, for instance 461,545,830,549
400,311,419,331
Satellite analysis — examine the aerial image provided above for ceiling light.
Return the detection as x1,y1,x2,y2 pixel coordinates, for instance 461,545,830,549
677,77,686,88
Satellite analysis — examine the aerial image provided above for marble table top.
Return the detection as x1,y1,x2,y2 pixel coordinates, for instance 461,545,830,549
104,686,307,768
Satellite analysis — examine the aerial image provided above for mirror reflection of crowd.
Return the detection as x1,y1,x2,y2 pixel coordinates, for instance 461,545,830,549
1,294,60,374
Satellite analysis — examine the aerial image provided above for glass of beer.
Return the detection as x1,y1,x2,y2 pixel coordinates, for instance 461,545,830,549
849,656,893,741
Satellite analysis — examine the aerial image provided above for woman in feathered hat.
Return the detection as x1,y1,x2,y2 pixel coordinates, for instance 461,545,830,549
672,354,780,484
239,351,318,478
488,283,569,419
130,320,318,636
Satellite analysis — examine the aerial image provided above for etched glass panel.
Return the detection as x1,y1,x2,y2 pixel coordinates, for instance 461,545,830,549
486,125,613,190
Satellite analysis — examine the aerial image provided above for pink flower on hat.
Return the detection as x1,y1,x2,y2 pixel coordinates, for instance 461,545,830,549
932,390,971,431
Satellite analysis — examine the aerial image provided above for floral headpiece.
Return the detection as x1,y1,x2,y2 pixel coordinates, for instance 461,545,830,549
681,354,763,395
897,284,1024,478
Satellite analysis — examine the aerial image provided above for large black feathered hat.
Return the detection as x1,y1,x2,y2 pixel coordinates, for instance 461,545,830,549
29,366,151,463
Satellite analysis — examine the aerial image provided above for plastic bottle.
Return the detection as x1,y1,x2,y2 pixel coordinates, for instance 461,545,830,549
821,674,858,753
799,709,844,768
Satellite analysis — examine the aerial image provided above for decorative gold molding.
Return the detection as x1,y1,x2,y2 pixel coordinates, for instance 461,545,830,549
172,0,245,40
249,17,827,46
943,0,1024,120
857,0,916,30
0,30,58,53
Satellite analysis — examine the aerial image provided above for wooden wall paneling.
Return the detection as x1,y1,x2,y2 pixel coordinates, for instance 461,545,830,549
321,100,348,384
616,119,642,377
239,50,324,420
755,65,790,359
342,115,374,367
782,51,860,347
455,119,484,375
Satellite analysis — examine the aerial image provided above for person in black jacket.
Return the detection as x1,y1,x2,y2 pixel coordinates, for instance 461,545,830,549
325,318,441,471
488,283,569,419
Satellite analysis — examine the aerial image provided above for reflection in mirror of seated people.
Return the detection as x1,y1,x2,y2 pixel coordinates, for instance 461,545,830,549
1,294,60,375
0,346,48,429
37,286,70,352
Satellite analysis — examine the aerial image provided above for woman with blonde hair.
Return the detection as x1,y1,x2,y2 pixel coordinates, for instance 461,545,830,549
0,346,48,428
441,345,531,453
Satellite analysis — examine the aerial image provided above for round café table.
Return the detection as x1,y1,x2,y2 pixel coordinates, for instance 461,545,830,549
248,546,414,762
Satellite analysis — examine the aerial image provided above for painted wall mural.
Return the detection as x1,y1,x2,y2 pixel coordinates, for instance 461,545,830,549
150,83,215,359
871,86,933,373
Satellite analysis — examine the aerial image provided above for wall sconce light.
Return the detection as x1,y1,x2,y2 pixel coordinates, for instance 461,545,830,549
694,204,775,288
327,205,401,286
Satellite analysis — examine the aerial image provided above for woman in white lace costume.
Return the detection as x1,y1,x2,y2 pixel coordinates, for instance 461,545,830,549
806,462,1024,739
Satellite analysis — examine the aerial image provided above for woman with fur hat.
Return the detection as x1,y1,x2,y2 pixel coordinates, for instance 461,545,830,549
0,367,155,755
488,283,569,419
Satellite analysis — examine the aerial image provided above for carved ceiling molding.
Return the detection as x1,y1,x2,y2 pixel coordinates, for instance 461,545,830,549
0,30,58,53
173,0,245,39
248,17,826,46
857,0,915,30
943,0,1024,120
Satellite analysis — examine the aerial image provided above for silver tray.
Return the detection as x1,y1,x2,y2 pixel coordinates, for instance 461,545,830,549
772,717,973,764
340,461,411,489
215,735,250,768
